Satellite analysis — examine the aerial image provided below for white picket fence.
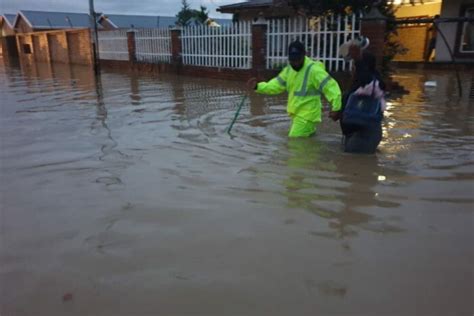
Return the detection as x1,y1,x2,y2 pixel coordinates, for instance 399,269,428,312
266,14,361,72
98,30,129,61
181,22,252,69
135,28,172,63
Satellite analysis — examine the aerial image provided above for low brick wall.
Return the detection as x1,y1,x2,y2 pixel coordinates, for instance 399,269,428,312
16,28,93,66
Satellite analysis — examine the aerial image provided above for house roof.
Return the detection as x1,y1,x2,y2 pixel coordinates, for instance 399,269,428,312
211,18,233,26
2,13,16,28
99,14,178,28
14,10,92,29
217,0,273,13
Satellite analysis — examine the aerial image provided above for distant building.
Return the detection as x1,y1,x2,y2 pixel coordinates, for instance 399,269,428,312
1,14,16,36
436,0,473,62
97,14,178,29
13,10,93,33
217,0,293,22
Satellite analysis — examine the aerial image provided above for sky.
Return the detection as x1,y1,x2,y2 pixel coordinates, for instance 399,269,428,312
0,0,238,18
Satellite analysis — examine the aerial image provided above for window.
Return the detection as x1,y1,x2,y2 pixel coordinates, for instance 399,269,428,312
459,7,474,53
23,44,32,54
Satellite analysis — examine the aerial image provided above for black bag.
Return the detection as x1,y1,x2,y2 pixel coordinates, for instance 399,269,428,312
342,80,383,132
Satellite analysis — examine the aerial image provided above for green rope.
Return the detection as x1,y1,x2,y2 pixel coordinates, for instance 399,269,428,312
226,95,247,134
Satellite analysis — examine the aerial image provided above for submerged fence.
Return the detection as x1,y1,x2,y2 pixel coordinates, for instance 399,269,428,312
181,22,252,69
135,28,172,63
266,14,361,72
97,14,365,73
97,29,129,61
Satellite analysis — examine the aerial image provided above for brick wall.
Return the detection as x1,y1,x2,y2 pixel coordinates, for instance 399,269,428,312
361,19,386,67
16,28,93,66
17,35,34,64
1,35,19,62
48,32,69,63
17,17,33,34
32,33,50,62
67,30,93,65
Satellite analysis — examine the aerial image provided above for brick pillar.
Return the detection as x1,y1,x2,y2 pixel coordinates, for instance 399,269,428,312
170,27,182,66
361,6,387,68
127,29,137,63
251,20,267,78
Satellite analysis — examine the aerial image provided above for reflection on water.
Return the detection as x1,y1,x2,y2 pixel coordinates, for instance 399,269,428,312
1,59,473,316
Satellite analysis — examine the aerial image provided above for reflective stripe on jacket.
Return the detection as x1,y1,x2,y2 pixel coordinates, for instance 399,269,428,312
255,56,342,122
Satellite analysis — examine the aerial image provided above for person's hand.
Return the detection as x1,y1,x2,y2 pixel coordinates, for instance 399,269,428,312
329,110,342,121
247,77,258,91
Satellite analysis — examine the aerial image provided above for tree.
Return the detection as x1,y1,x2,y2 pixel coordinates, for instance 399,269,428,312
194,6,209,24
176,0,194,26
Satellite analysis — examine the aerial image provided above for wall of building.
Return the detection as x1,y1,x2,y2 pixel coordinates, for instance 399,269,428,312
16,29,92,66
67,30,92,64
32,33,49,62
436,0,474,62
48,32,69,63
16,17,33,33
393,25,430,61
1,23,16,36
395,2,442,18
17,34,34,64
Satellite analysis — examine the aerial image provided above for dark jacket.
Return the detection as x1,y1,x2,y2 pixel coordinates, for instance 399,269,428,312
341,51,385,154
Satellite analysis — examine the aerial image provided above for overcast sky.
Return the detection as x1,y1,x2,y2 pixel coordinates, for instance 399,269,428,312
1,0,237,18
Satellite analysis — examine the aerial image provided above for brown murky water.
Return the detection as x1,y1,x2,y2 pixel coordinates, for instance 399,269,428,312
1,59,473,316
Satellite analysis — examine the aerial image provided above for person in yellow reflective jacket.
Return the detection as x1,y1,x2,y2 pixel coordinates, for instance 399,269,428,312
247,41,342,137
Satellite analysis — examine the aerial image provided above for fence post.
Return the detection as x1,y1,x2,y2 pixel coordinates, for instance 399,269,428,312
360,7,387,68
170,27,182,67
251,17,267,78
127,29,137,63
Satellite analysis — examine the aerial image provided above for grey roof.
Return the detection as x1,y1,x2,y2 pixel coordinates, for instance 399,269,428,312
17,10,92,29
218,0,273,11
212,18,233,26
102,14,178,28
3,14,16,26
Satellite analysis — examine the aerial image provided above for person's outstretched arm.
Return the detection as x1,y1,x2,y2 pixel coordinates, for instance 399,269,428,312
314,69,342,121
247,67,289,95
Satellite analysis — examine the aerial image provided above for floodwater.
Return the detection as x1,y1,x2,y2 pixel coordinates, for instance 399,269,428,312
0,58,473,316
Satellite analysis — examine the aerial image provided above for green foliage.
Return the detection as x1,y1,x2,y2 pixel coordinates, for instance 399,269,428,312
195,6,209,24
176,0,194,26
176,1,210,26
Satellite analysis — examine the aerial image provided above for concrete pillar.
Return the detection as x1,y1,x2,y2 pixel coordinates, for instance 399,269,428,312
127,29,137,63
251,18,267,78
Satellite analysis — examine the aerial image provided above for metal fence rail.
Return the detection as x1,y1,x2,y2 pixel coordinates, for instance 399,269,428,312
98,29,129,61
181,22,252,69
266,14,361,72
135,28,172,64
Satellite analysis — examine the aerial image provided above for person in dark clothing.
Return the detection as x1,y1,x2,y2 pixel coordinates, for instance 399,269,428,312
340,46,386,154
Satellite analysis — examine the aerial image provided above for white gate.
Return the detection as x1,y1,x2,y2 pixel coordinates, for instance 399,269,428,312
135,28,172,64
98,30,129,61
181,22,252,69
266,14,361,72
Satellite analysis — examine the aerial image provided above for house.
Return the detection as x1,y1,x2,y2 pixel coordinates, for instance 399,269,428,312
392,0,443,62
219,0,473,63
1,14,16,36
13,10,93,33
1,14,18,58
435,0,473,62
217,0,293,22
97,14,178,29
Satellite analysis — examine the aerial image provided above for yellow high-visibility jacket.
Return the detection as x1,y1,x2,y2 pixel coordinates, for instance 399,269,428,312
256,56,342,123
